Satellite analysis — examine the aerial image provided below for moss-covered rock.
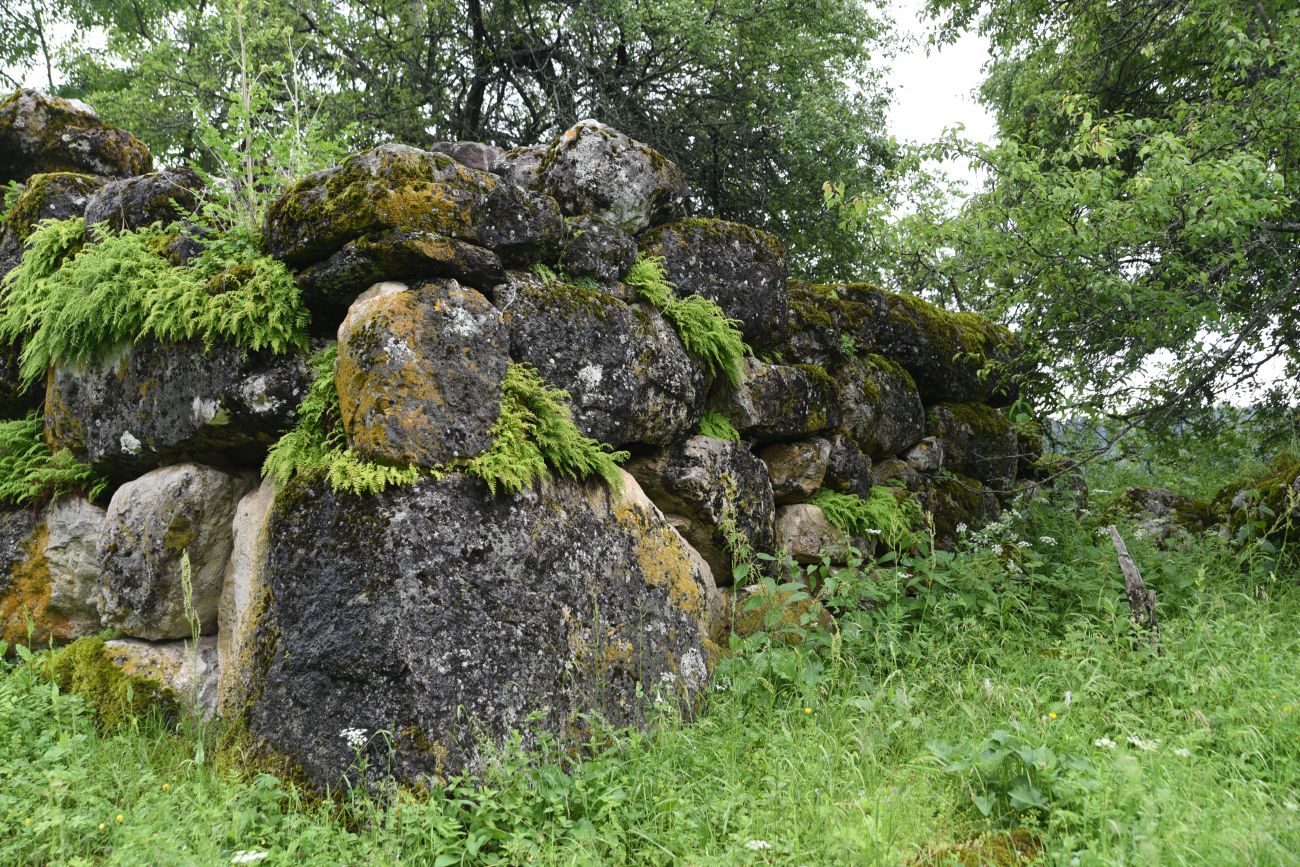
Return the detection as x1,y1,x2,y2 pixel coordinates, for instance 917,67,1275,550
926,473,1000,550
834,354,924,459
640,217,788,351
925,403,1019,487
45,636,178,728
823,432,874,499
83,167,203,233
262,143,563,267
336,279,508,467
784,280,873,366
490,143,547,190
712,357,839,443
500,272,707,447
1211,452,1300,547
245,470,714,788
0,89,151,184
3,171,106,241
103,636,219,718
1110,486,1212,545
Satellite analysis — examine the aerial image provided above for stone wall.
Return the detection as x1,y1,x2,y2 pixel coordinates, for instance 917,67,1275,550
0,89,1039,788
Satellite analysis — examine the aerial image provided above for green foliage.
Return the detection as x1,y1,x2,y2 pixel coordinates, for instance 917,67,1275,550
0,413,106,506
0,218,309,387
43,637,177,730
468,363,629,496
0,181,22,223
809,487,924,551
696,411,740,442
627,255,749,386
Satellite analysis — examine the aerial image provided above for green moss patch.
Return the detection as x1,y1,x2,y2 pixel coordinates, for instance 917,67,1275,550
44,637,177,730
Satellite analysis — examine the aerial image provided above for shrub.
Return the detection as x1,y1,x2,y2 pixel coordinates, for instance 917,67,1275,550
0,413,106,506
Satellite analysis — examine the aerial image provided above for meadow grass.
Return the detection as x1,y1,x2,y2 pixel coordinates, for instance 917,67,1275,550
1,453,1298,865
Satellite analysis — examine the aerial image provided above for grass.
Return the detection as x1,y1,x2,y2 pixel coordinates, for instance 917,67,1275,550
2,448,1298,865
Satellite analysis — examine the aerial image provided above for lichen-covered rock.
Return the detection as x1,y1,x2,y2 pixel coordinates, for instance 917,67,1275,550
217,477,276,717
873,457,924,492
262,144,563,267
97,464,253,640
927,474,999,550
562,215,636,282
103,636,219,718
823,433,874,499
759,438,830,505
626,435,776,582
0,89,151,184
712,357,839,442
45,340,310,481
82,167,203,232
501,273,706,447
246,471,713,787
784,281,869,366
336,280,508,466
539,120,687,233
640,218,787,351
3,171,106,241
491,144,547,190
834,355,924,459
925,403,1019,487
0,499,105,648
775,503,859,565
428,141,502,172
295,230,505,315
905,437,944,474
1111,487,1212,545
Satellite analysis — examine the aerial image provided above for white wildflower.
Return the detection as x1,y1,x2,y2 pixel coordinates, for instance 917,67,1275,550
1172,747,1191,758
1039,536,1057,546
865,528,883,535
990,544,1003,556
1095,526,1110,537
231,853,269,865
340,727,367,751
1094,737,1117,749
1126,734,1159,751
1063,690,1072,708
955,522,968,534
744,840,773,851
1284,800,1298,812
1016,540,1032,548
983,677,993,697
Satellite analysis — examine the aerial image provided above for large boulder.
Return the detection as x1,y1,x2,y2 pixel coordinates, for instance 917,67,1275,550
784,280,868,367
538,120,687,232
491,144,547,190
640,218,788,352
103,636,219,719
0,89,151,184
759,439,830,505
562,215,637,283
2,171,106,242
217,477,277,717
500,273,706,447
712,358,839,443
834,355,925,459
262,144,563,267
83,167,204,232
336,280,509,466
626,436,776,582
246,471,714,787
45,340,310,481
97,464,253,641
925,403,1019,487
0,499,105,648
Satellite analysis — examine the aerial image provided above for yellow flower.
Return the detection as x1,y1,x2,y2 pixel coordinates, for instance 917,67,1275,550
804,707,812,714
23,818,32,826
115,815,124,823
1049,712,1058,720
98,823,105,831
163,783,171,792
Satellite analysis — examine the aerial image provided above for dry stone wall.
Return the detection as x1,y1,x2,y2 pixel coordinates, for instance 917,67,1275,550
0,89,1041,788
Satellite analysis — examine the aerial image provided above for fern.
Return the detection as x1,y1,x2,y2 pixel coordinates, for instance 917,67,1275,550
468,363,629,496
809,487,924,552
626,254,748,386
0,413,107,506
0,180,23,223
697,410,741,441
0,218,308,388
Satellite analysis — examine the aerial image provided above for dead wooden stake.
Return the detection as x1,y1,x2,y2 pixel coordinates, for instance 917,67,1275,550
1107,525,1159,649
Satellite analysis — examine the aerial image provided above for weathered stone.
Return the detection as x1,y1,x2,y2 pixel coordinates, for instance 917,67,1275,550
295,230,505,314
83,167,203,232
217,476,277,717
247,471,713,787
103,636,219,718
640,218,788,351
2,171,106,242
500,273,707,447
823,433,874,499
45,340,310,481
262,144,563,267
905,437,944,474
562,215,636,282
539,120,688,232
926,474,999,550
41,498,106,638
428,141,503,172
0,500,105,648
0,89,151,184
835,355,924,459
775,504,859,565
1112,487,1212,545
873,457,924,492
491,144,547,190
626,435,776,582
759,438,830,505
97,464,253,640
925,403,1019,487
336,280,508,466
713,357,839,442
784,280,868,366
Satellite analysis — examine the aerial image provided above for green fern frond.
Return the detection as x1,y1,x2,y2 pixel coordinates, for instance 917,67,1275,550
809,487,924,552
0,413,107,506
625,254,676,310
697,410,741,441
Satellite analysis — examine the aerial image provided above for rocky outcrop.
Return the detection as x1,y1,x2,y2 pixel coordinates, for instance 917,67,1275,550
247,471,714,787
823,434,874,499
0,89,151,184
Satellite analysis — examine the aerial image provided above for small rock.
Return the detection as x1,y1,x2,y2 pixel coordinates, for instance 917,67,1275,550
823,434,874,499
905,437,944,473
925,403,1019,487
216,476,277,717
873,457,924,492
775,503,858,564
759,439,830,505
562,215,637,282
0,88,151,184
428,141,503,172
103,636,219,718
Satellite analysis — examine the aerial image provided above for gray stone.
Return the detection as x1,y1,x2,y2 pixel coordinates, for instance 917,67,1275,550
83,167,203,232
45,340,310,481
246,471,714,787
626,435,776,582
925,403,1019,487
905,437,944,473
713,357,839,442
0,89,151,184
491,144,547,190
0,501,105,648
823,433,874,499
562,215,636,282
835,355,925,459
103,636,219,718
336,280,508,466
640,218,788,351
776,504,859,565
428,141,503,172
97,463,253,640
539,120,688,232
42,498,106,638
759,439,830,505
500,273,707,447
217,476,277,717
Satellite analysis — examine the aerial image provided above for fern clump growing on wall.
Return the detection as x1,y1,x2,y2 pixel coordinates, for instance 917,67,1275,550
0,218,308,387
809,487,924,552
0,413,106,506
697,410,741,441
626,254,748,386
